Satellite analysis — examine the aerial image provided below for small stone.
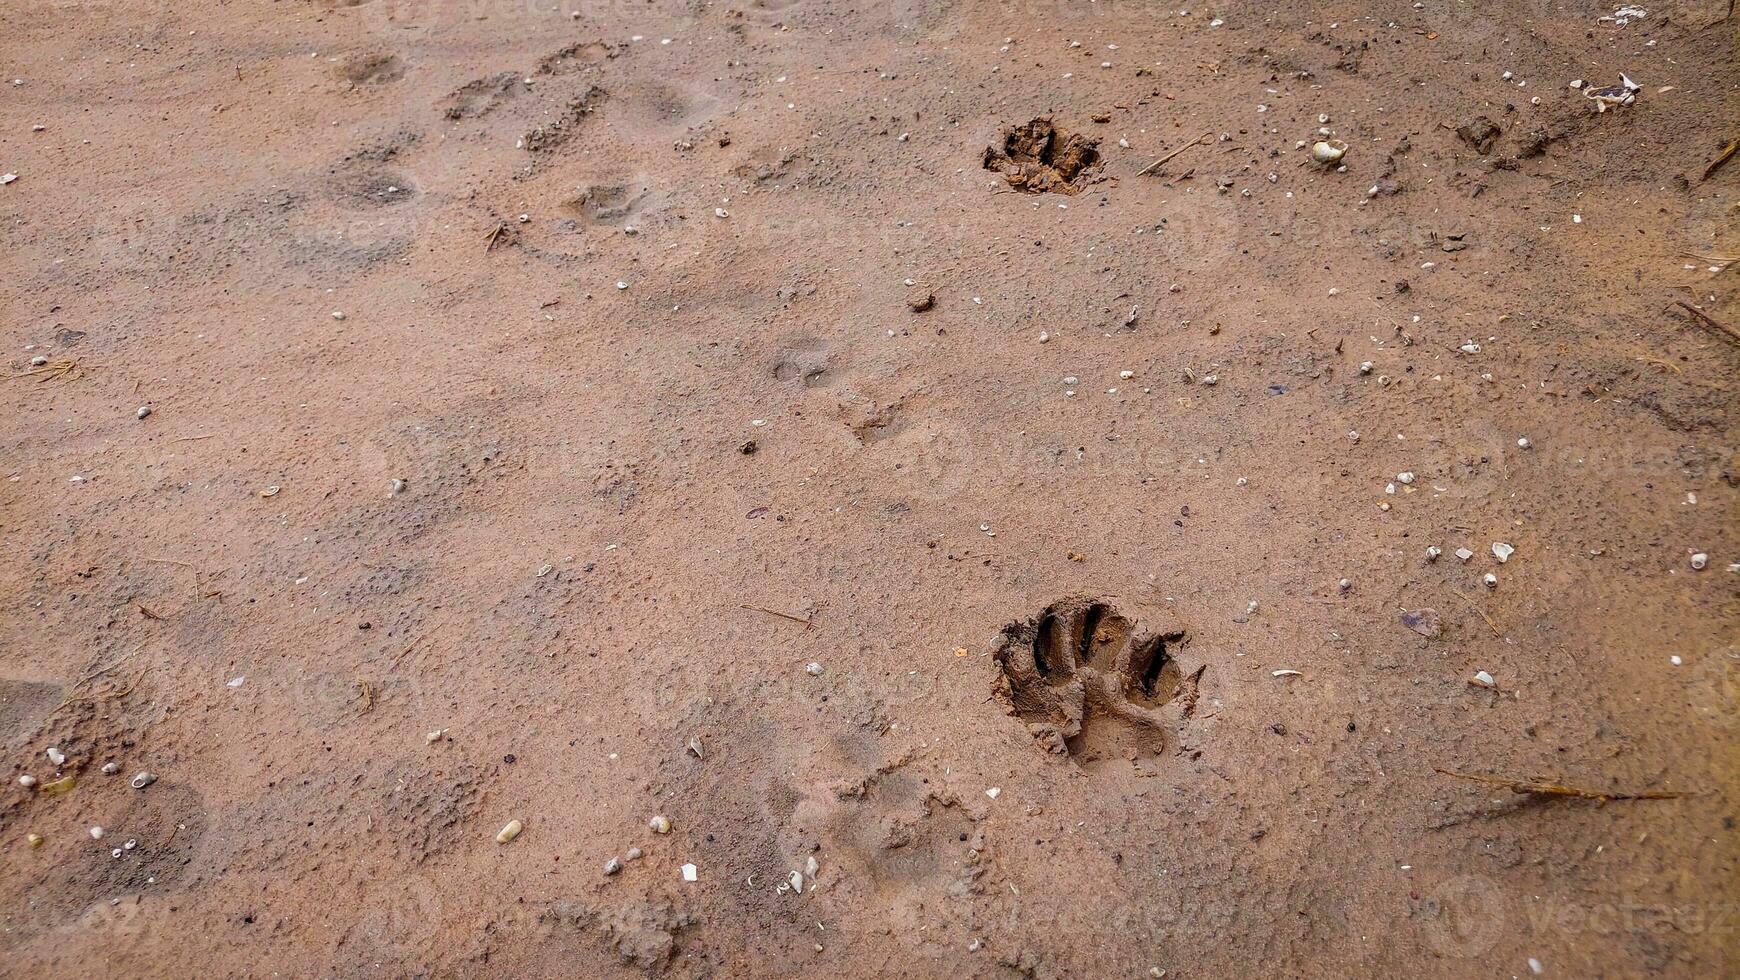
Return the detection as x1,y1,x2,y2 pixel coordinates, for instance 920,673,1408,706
390,478,407,495
1037,331,1050,343
625,847,643,861
906,291,935,312
1395,471,1415,485
29,355,48,366
1516,437,1531,449
604,856,623,875
1690,553,1708,570
985,787,1001,799
805,662,823,676
17,774,36,788
1470,670,1496,689
1337,578,1352,592
89,826,105,840
46,747,65,766
496,819,524,843
1400,608,1440,637
331,311,346,321
649,814,672,834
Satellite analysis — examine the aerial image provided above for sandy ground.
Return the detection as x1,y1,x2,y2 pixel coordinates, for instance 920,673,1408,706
2,0,1737,976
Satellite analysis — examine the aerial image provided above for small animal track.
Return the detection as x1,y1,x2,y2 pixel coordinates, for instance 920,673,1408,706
441,72,521,120
993,598,1201,769
770,336,834,388
563,180,662,227
982,118,1101,194
537,40,619,75
335,52,402,85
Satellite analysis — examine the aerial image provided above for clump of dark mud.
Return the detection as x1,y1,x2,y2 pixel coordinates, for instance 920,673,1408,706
982,118,1101,194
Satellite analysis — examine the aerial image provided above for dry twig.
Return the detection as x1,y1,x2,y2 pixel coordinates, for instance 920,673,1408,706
1137,132,1214,177
1437,768,1688,802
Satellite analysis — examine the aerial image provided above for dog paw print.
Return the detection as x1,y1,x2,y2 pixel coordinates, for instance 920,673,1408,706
993,598,1202,768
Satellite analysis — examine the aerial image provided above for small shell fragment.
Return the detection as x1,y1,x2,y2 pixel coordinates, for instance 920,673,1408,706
1310,138,1347,164
1271,669,1303,677
686,736,704,759
18,774,37,788
1470,670,1496,689
102,762,120,774
1492,542,1515,563
1483,572,1499,588
1690,553,1708,570
788,870,804,892
649,814,672,834
805,662,824,676
681,863,698,882
1454,548,1474,562
626,847,643,861
1395,472,1415,485
89,826,105,840
40,775,75,795
1425,546,1442,562
46,747,65,766
496,819,524,844
604,856,623,876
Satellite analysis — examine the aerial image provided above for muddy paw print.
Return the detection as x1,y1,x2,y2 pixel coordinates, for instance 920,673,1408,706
993,598,1202,769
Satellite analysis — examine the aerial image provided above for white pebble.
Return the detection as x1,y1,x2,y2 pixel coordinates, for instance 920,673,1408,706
1395,471,1414,485
681,863,698,882
331,311,346,321
1470,670,1496,689
805,661,823,676
89,826,105,840
46,746,65,766
136,405,152,419
17,774,36,788
1455,548,1474,562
